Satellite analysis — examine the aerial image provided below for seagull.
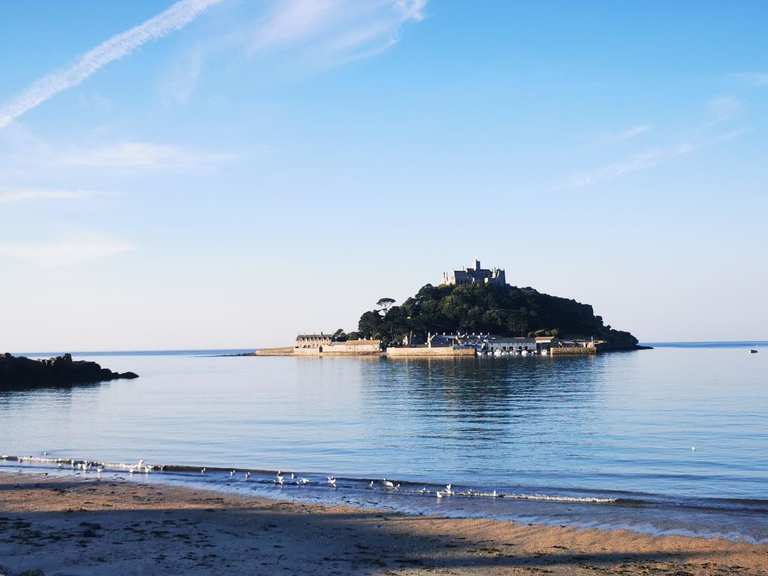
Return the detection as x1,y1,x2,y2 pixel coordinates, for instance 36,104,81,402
275,472,285,486
201,467,207,475
368,481,374,489
327,476,337,487
444,484,454,496
383,479,395,489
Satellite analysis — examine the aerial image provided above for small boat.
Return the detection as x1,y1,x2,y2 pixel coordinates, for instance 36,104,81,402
750,349,758,354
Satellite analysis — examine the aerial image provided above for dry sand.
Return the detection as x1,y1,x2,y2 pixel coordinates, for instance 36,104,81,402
0,471,765,575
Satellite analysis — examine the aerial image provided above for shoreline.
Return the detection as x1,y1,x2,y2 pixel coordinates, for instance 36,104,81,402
0,472,766,575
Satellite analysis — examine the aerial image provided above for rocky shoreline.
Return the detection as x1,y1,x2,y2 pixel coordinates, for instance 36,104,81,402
0,354,138,391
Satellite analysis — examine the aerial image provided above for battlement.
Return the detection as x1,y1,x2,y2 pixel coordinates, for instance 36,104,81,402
442,260,506,286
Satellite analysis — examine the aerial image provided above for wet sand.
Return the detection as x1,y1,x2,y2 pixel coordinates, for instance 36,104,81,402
0,472,766,575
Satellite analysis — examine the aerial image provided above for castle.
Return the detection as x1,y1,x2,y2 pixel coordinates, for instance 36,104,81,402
442,260,507,286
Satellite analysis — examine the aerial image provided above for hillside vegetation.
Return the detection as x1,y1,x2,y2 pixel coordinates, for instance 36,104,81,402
356,283,639,349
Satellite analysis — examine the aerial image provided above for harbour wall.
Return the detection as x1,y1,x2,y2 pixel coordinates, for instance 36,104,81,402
549,346,597,356
386,347,476,358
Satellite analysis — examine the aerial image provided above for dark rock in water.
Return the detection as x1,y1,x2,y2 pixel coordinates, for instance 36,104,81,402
0,353,138,391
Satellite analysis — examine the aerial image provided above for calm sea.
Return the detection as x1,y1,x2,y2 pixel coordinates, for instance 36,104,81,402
2,342,767,542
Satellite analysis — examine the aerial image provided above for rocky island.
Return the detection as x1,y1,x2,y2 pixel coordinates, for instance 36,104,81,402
355,280,643,351
0,353,138,391
257,261,648,357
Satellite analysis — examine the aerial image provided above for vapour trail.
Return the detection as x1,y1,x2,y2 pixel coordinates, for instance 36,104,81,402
0,0,224,129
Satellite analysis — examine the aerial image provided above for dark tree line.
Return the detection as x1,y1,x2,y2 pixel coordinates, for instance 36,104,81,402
356,283,639,349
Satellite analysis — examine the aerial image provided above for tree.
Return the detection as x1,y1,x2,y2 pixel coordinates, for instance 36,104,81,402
358,310,383,339
376,297,396,313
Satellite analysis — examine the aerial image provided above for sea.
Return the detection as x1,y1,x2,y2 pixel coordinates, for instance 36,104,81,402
2,341,766,543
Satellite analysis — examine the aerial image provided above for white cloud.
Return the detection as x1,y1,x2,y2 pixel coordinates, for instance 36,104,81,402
248,0,428,63
708,96,742,123
57,141,232,169
0,188,93,204
557,125,748,191
605,125,652,142
0,0,224,130
0,235,135,267
161,48,203,105
395,0,427,22
557,143,694,190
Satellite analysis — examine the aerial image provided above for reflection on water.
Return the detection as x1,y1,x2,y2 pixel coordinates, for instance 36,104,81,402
1,347,767,540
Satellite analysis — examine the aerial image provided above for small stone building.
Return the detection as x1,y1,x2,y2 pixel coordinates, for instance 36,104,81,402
294,334,332,351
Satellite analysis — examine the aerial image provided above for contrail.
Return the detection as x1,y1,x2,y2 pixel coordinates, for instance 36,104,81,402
0,0,224,129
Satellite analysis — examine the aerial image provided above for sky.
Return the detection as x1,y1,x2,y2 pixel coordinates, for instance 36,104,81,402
1,0,766,351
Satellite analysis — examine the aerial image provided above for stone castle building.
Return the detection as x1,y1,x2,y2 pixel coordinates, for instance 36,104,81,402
442,260,507,286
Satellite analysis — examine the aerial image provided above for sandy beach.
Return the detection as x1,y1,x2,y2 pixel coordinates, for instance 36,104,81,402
0,472,765,575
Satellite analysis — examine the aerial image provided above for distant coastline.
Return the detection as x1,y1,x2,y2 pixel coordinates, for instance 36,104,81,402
7,340,764,359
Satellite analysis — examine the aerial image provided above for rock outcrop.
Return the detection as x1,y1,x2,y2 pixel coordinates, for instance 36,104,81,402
0,353,138,391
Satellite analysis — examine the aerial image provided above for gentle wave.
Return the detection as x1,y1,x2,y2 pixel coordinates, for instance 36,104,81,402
8,453,768,513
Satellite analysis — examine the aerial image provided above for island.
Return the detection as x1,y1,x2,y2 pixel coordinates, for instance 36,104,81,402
0,353,138,390
253,260,648,358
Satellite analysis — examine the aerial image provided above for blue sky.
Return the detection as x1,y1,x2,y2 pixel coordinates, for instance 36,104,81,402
1,0,766,351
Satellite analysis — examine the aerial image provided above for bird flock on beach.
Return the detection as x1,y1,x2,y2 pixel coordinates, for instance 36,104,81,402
10,453,507,500
7,452,619,503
